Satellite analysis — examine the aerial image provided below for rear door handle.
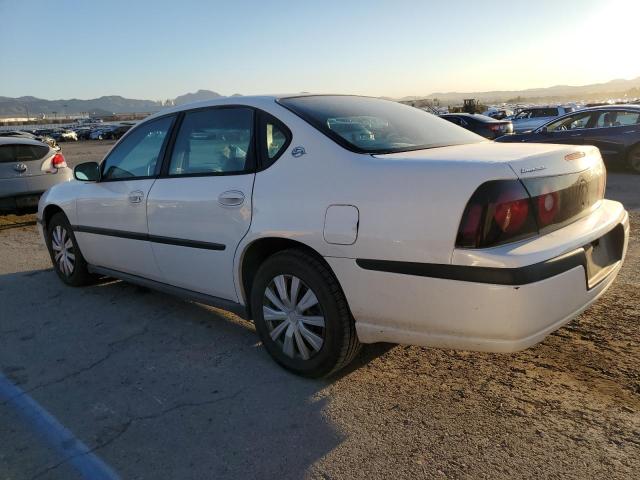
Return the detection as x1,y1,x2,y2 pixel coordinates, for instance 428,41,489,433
218,190,245,206
570,133,583,137
128,190,144,204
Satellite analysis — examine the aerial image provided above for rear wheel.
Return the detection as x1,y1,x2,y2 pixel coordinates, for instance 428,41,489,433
46,212,94,286
251,249,360,378
627,144,640,174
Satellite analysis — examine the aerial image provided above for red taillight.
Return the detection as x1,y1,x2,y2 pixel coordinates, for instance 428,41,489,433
536,191,560,226
457,164,605,249
494,196,529,233
457,180,537,248
52,153,66,168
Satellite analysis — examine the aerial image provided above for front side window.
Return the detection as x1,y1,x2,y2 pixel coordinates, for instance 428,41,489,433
546,112,593,132
280,96,482,154
102,116,174,180
169,107,254,175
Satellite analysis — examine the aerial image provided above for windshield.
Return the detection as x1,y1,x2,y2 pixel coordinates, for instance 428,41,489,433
279,95,484,154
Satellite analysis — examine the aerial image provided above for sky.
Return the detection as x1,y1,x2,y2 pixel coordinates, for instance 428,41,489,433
1,0,639,100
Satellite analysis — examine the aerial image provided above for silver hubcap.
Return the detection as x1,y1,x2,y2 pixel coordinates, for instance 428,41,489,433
51,225,75,276
263,275,325,360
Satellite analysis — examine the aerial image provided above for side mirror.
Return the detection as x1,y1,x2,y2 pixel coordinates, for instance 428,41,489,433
74,162,100,182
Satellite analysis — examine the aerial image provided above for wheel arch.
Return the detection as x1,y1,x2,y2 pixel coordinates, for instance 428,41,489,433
42,204,65,232
237,237,345,320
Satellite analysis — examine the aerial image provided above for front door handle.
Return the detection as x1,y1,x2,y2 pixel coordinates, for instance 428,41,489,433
218,190,245,206
128,190,144,204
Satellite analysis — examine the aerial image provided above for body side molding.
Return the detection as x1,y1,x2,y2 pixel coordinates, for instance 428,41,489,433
72,225,226,251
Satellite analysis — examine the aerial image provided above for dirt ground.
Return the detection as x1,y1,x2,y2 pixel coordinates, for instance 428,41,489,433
0,141,638,479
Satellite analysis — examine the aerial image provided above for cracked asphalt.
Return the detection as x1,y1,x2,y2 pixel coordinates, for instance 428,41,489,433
1,141,639,479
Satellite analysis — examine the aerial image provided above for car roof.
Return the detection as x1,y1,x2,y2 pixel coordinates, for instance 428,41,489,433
442,113,501,122
0,136,51,147
143,94,381,122
582,104,640,111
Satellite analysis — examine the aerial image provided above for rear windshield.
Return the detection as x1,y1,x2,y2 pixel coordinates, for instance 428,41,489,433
279,96,484,154
0,144,49,162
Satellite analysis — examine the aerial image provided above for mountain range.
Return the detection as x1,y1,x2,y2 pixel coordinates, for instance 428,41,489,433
400,77,640,104
2,77,640,117
0,89,225,117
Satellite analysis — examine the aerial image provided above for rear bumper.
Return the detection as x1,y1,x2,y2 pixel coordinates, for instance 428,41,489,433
327,201,629,352
0,170,72,210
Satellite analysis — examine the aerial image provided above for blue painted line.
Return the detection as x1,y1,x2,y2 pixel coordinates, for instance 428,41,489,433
0,374,120,480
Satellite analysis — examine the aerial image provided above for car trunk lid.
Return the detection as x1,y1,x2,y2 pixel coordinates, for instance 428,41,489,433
373,141,601,179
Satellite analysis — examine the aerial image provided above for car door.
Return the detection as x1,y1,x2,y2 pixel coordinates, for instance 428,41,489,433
146,106,258,301
584,110,640,160
74,115,175,280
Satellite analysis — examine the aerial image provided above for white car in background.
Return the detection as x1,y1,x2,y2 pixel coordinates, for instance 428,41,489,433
511,106,574,133
37,95,629,377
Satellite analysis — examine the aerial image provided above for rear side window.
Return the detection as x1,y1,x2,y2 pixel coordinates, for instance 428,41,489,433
102,116,174,180
168,107,254,176
0,144,48,162
266,123,288,159
594,110,640,128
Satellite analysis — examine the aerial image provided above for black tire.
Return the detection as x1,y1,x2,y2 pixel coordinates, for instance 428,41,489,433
251,249,361,378
46,212,95,286
626,144,640,174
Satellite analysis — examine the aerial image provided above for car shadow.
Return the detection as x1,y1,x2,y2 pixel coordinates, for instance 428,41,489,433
0,268,367,480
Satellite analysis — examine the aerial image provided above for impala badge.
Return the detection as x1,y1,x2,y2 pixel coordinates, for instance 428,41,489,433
520,166,546,174
291,146,306,158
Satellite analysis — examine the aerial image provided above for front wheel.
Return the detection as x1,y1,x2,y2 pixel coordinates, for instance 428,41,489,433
627,145,640,174
251,249,361,378
46,212,95,286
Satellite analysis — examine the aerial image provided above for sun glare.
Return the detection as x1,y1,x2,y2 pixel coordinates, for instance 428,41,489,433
567,0,640,81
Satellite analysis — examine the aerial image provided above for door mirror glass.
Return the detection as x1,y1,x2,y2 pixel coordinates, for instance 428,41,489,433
74,162,100,181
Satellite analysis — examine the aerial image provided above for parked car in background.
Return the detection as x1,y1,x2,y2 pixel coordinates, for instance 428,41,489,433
0,130,59,150
0,130,37,139
38,95,628,377
496,105,640,173
89,127,113,140
0,137,71,211
440,113,513,139
510,106,574,133
482,108,514,120
74,127,92,140
60,129,78,142
110,124,133,139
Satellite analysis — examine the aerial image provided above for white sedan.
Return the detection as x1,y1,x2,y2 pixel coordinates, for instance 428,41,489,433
37,95,629,377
